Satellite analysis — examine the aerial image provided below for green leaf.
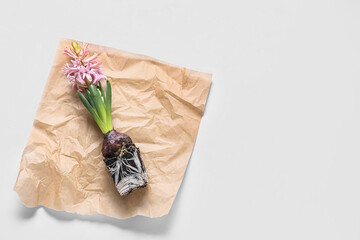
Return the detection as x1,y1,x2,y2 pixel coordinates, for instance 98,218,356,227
77,90,107,133
105,80,113,131
89,84,107,127
85,89,94,107
98,82,106,104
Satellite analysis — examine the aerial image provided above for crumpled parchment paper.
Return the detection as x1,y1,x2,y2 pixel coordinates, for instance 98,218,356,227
14,39,211,219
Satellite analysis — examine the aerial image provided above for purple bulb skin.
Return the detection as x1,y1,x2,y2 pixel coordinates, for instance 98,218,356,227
102,129,132,159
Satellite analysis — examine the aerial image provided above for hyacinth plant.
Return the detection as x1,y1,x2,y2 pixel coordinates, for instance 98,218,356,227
63,41,148,196
63,42,112,134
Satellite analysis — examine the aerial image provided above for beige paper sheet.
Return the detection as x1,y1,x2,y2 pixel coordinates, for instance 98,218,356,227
14,39,211,219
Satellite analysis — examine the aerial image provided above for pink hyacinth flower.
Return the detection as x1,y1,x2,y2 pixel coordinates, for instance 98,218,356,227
62,42,107,91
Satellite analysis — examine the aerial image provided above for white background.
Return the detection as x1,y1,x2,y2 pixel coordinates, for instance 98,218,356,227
1,0,360,239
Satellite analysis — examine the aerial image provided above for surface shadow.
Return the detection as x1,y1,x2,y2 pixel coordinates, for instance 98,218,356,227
17,205,40,219
16,169,188,235
202,81,213,117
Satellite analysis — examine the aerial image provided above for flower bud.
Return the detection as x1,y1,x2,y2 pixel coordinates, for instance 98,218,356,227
71,41,81,55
